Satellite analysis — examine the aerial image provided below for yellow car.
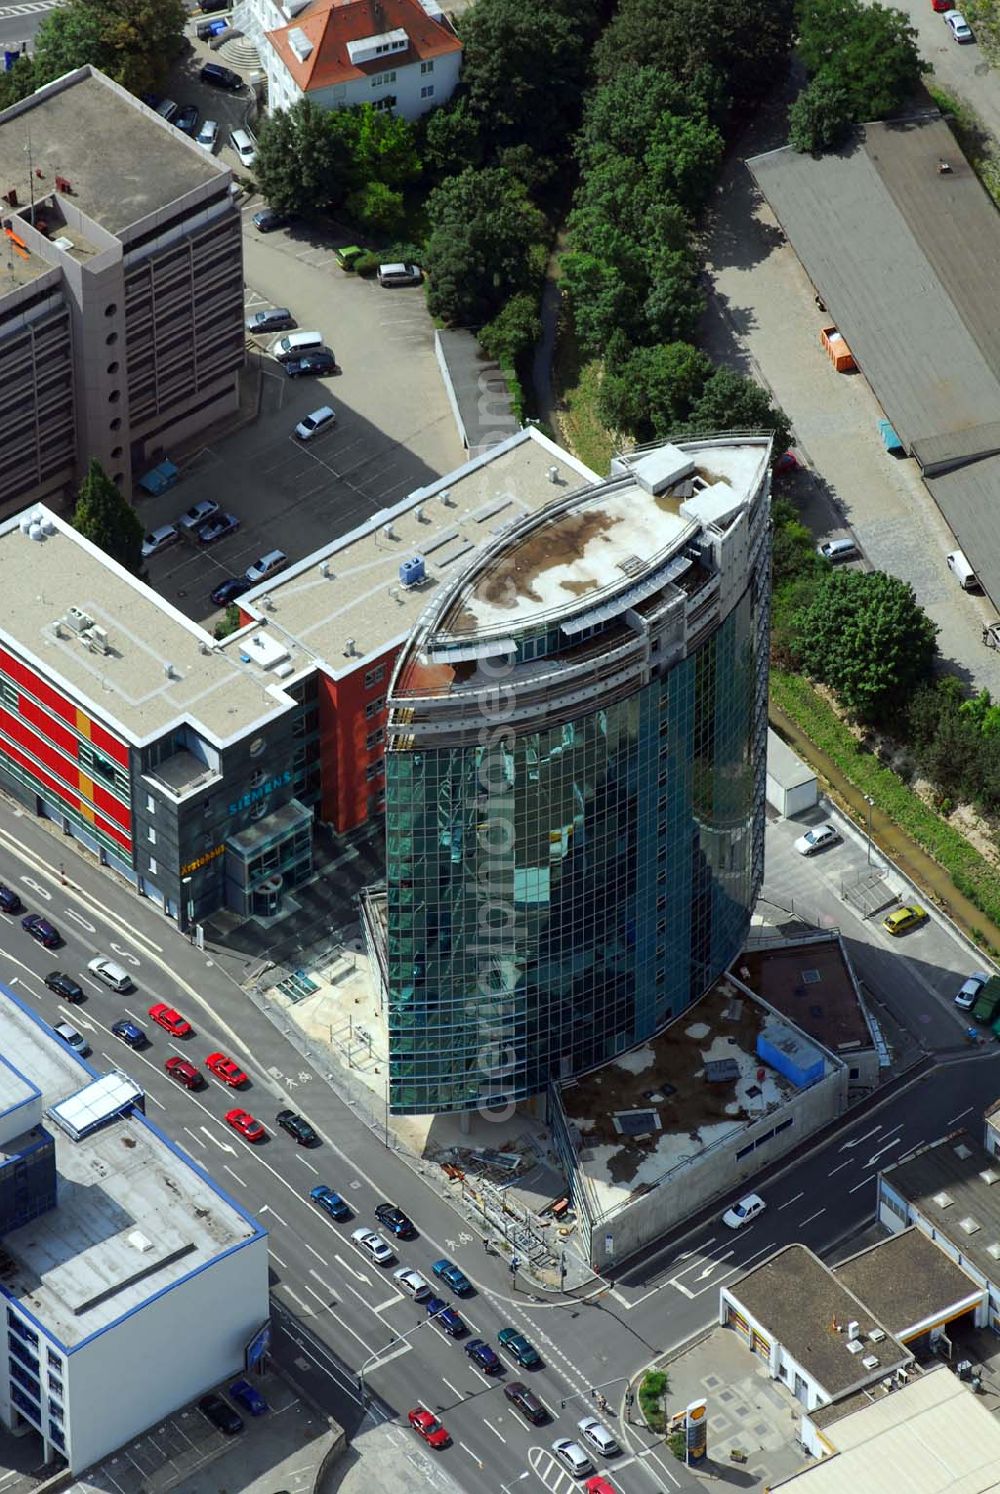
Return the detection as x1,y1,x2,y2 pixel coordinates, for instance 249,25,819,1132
883,904,927,936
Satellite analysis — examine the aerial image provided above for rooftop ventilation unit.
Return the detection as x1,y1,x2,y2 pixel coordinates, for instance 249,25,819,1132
320,561,331,577
383,523,396,541
65,606,94,634
399,556,425,587
439,489,453,506
344,638,356,657
85,626,110,656
127,1230,153,1254
164,662,177,680
960,1215,982,1235
868,1328,886,1343
547,465,559,483
415,506,426,522
933,1190,954,1208
845,1339,863,1355
980,1169,1000,1186
861,1354,880,1370
52,235,73,253
847,1320,860,1340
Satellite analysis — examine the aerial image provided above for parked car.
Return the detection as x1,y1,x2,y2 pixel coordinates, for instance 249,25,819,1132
22,913,60,948
206,1051,249,1087
211,577,252,607
722,1192,766,1229
198,1393,243,1436
54,1022,90,1057
464,1338,502,1374
552,1439,594,1478
793,823,840,857
155,98,178,123
577,1416,620,1457
245,550,289,584
504,1381,548,1424
375,1202,415,1239
882,903,928,936
284,351,337,379
226,1108,266,1142
44,971,84,1003
252,207,290,233
179,498,220,533
432,1259,472,1295
497,1327,541,1369
276,1109,319,1146
174,104,199,135
295,405,336,441
377,262,422,287
111,1019,147,1049
945,8,974,39
200,62,242,89
229,128,256,167
817,537,859,563
0,884,22,913
583,1478,618,1494
149,1002,192,1037
310,1184,352,1222
351,1227,395,1265
955,972,992,1011
408,1407,449,1448
198,512,240,545
165,1056,202,1089
333,245,364,269
229,1378,268,1416
245,307,294,334
87,956,134,993
426,1297,465,1336
196,118,219,153
142,523,180,559
393,1267,430,1300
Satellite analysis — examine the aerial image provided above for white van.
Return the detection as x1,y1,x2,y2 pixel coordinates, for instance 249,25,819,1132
270,330,324,363
947,550,978,590
229,128,256,168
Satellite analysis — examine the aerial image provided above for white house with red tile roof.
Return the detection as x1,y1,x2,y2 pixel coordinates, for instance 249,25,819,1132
237,0,462,121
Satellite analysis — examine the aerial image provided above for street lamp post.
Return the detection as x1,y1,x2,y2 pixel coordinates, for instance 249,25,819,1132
863,795,875,865
181,875,195,942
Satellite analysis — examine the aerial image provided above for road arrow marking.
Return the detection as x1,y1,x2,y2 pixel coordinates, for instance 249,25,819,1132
201,1126,235,1154
865,1138,901,1166
841,1126,881,1151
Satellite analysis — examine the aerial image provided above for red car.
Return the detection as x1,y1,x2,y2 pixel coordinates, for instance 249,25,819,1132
226,1108,266,1142
165,1056,202,1090
149,1002,193,1038
408,1408,449,1448
206,1052,248,1087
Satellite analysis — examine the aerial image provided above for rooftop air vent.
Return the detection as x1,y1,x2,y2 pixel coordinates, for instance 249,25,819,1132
960,1216,982,1235
861,1354,880,1370
987,1242,1000,1260
847,1320,860,1341
383,523,396,541
399,556,425,587
65,606,94,634
164,662,178,680
932,1190,954,1208
868,1328,886,1343
980,1169,1000,1186
52,235,73,253
845,1339,863,1355
84,626,110,656
320,561,330,577
439,489,452,506
127,1230,153,1253
344,638,356,657
547,465,559,483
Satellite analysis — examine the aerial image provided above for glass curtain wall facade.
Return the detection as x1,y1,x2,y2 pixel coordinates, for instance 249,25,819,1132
385,437,771,1115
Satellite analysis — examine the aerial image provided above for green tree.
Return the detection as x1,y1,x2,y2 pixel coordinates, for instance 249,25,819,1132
72,460,143,574
0,55,36,111
788,74,854,152
421,99,483,182
643,112,724,215
458,0,588,156
560,251,647,359
33,0,185,96
771,498,825,587
598,341,712,438
793,569,938,722
424,167,546,326
575,69,696,173
642,250,705,344
253,100,350,215
478,292,542,368
795,0,926,121
683,366,793,455
353,106,421,189
593,0,794,117
345,180,406,234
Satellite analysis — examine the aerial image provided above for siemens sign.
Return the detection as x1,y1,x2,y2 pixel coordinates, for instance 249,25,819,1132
228,770,292,817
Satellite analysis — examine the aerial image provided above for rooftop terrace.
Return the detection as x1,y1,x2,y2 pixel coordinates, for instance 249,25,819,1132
0,984,261,1349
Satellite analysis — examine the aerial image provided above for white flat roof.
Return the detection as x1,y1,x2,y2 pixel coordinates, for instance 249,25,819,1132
0,985,262,1350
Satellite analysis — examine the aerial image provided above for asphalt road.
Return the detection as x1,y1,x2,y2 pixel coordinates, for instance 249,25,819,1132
0,0,55,54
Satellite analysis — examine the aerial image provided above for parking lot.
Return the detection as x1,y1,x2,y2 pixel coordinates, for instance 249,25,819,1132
139,205,465,624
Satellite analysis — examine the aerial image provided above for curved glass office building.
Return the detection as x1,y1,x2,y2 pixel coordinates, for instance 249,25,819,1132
385,437,772,1115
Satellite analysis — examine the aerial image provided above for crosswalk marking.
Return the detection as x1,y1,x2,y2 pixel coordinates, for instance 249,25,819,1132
0,0,60,17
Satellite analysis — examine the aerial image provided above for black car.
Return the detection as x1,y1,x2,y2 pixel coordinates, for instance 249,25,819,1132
284,351,337,378
0,884,22,914
464,1337,502,1374
504,1381,548,1425
210,577,251,608
44,971,84,1004
22,913,60,948
200,0,230,10
252,208,290,233
374,1202,416,1239
276,1109,320,1147
200,62,242,90
174,104,199,135
198,1393,244,1436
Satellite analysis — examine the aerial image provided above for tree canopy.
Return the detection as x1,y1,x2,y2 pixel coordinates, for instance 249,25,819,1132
33,0,186,96
254,100,420,223
424,167,545,326
793,0,926,143
72,461,144,575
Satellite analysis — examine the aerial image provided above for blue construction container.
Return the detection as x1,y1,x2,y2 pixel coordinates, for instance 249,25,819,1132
757,1022,824,1088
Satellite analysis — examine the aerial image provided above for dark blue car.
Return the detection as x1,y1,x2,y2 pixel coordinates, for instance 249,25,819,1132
464,1337,502,1374
21,913,59,948
426,1297,465,1336
432,1258,472,1295
211,577,251,607
0,884,22,914
111,1019,147,1049
229,1378,268,1416
375,1202,415,1239
310,1185,352,1222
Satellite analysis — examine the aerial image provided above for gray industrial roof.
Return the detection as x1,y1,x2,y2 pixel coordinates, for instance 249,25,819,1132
833,1227,983,1339
435,329,519,454
748,116,1000,607
880,1129,1000,1287
728,1244,910,1397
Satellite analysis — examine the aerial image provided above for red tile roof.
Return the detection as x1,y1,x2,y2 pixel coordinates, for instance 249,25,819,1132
266,0,462,95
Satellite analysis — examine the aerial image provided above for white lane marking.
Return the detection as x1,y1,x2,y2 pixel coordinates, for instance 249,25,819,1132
304,1283,329,1308
442,1377,464,1399
201,1125,236,1154
362,1341,411,1372
482,1418,505,1443
373,1293,403,1312
281,1284,314,1314
184,1126,206,1149
297,1154,319,1175
864,1138,901,1166
302,1239,327,1264
270,1250,287,1269
308,1269,336,1296
849,1176,875,1195
335,1251,372,1283
458,1441,483,1468
799,1209,826,1228
948,1106,974,1126
260,1203,288,1227
144,1090,165,1111
840,1125,880,1151
828,1159,853,1176
778,1192,805,1210
223,1165,246,1188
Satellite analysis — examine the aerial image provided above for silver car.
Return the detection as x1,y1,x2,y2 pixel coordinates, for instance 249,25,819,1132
393,1266,430,1300
955,972,991,1011
577,1415,620,1456
552,1439,593,1477
793,823,840,857
196,118,219,152
351,1227,394,1266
